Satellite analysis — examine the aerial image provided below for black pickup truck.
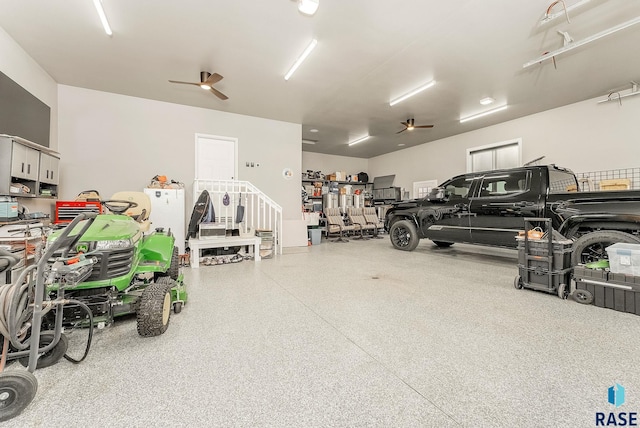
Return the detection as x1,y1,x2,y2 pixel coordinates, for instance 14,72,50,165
384,165,640,265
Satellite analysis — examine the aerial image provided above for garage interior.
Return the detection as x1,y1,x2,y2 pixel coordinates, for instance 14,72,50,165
1,0,640,426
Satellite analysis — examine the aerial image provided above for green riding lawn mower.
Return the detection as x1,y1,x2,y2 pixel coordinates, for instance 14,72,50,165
0,194,187,421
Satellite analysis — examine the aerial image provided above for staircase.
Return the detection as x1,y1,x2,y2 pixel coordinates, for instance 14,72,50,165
193,179,283,255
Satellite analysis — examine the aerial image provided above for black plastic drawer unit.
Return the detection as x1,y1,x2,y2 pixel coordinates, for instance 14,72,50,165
573,266,640,316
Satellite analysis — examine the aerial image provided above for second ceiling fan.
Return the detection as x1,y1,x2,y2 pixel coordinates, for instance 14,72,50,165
396,118,433,134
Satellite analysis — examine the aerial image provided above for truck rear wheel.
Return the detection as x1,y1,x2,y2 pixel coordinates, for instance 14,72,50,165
389,220,420,251
571,230,640,266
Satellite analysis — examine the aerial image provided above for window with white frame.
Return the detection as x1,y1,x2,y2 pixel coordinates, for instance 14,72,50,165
467,138,522,172
412,179,438,199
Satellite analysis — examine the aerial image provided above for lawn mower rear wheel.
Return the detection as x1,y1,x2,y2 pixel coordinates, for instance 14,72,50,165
18,331,69,370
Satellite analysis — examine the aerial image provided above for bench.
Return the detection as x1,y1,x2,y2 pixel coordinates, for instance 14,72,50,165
188,236,262,268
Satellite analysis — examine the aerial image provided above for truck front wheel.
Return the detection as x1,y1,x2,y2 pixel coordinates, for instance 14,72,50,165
571,230,640,266
389,220,420,251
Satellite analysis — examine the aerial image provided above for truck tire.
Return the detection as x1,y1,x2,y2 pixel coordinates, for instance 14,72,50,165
389,219,420,251
571,230,640,266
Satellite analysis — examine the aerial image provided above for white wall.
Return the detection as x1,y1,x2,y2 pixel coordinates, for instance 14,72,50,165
58,85,303,244
302,152,369,178
369,95,640,196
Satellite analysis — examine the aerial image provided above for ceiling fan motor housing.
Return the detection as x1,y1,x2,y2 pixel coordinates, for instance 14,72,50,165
200,71,211,83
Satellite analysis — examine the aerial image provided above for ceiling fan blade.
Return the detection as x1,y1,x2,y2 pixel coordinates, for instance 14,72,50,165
415,125,434,128
168,80,200,86
210,87,229,100
400,122,409,127
204,73,223,86
396,128,407,134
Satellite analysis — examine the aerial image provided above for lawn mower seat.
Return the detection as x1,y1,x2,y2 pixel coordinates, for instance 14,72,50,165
109,191,152,232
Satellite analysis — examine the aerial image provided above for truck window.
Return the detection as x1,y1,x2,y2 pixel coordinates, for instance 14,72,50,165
549,169,578,193
478,171,529,197
443,176,474,200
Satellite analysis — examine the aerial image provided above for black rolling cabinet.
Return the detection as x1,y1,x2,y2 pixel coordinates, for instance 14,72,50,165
514,218,573,299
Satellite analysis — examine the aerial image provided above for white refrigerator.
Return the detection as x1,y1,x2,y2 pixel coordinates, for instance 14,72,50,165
143,188,186,254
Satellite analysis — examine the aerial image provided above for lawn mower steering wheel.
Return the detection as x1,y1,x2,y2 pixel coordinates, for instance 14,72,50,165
101,199,138,214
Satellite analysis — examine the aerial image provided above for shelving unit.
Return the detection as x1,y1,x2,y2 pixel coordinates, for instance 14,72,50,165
302,178,373,213
0,135,61,199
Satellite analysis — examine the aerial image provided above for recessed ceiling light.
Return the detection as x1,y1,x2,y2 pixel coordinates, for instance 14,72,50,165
459,105,508,123
309,128,319,133
389,80,436,107
398,143,405,146
479,97,495,105
284,39,318,81
302,139,316,145
348,135,370,146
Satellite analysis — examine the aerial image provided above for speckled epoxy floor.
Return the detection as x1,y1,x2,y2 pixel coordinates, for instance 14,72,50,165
4,237,640,427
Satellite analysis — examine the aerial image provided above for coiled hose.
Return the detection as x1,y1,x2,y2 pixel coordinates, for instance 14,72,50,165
0,249,94,367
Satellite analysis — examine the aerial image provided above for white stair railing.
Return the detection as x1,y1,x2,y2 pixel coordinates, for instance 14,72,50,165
193,180,283,255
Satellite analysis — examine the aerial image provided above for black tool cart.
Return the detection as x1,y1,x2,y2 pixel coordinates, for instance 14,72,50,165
514,218,573,299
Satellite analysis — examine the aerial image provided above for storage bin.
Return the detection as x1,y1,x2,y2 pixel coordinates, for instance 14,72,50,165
516,237,573,270
606,243,640,276
308,228,322,245
573,266,640,315
0,199,18,222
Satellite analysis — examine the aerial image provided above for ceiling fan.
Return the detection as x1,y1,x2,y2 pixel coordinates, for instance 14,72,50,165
396,118,433,134
169,71,228,100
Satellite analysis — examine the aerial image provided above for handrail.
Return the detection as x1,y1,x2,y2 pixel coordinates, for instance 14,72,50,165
193,179,283,255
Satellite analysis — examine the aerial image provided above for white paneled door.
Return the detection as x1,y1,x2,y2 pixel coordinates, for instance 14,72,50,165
195,134,237,180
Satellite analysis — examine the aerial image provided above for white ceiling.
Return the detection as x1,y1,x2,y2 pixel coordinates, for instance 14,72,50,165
1,0,640,158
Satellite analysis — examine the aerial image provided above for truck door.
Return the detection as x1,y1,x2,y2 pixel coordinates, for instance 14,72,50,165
423,175,478,244
468,169,542,247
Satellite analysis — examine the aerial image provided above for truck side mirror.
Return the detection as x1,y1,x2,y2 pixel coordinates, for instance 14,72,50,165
427,187,450,202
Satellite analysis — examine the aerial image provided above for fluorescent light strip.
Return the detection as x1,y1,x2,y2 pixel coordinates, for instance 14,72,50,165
539,0,591,26
348,135,370,146
459,105,508,123
93,0,112,36
524,16,640,69
284,39,318,81
389,80,436,107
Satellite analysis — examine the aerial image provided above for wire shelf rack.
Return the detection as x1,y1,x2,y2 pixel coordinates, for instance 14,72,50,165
576,167,640,191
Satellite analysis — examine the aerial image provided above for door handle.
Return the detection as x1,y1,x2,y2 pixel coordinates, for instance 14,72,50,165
27,164,31,174
513,201,535,208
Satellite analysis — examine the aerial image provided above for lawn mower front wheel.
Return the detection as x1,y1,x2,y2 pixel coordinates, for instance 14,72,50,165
137,278,174,337
0,370,38,422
